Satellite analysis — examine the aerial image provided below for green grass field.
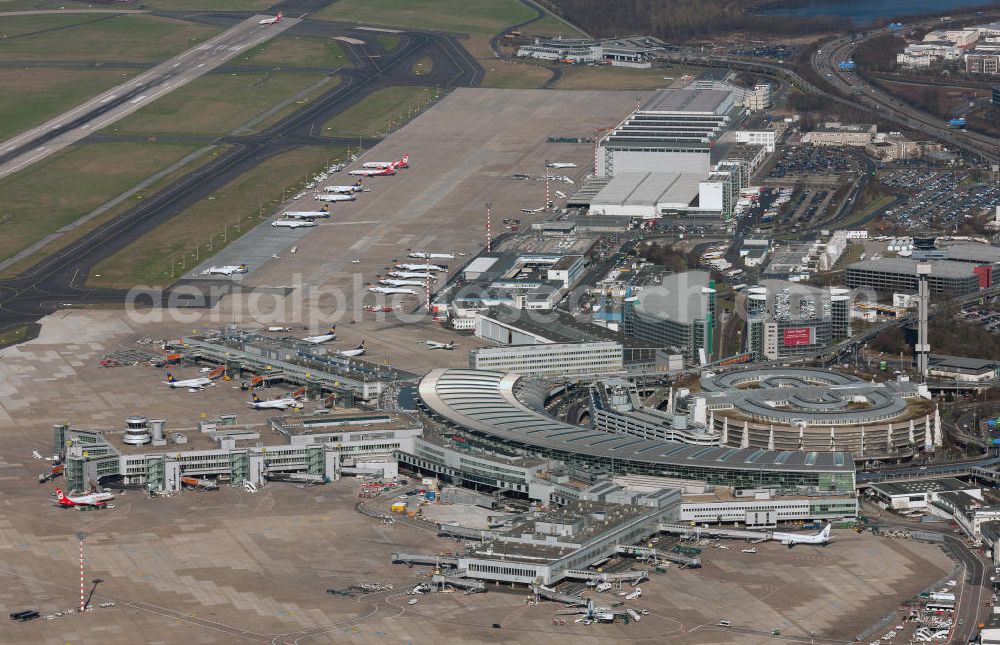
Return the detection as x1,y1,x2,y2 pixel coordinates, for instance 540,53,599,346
114,71,327,136
554,65,692,90
315,0,536,34
521,14,586,38
0,67,140,142
234,34,350,69
323,86,436,137
376,33,400,51
0,144,228,279
91,146,345,288
0,14,220,63
131,0,274,9
0,141,200,264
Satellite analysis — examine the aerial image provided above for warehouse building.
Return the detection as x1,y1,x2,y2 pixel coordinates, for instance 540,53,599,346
845,258,985,294
451,252,584,312
623,271,716,364
596,88,743,177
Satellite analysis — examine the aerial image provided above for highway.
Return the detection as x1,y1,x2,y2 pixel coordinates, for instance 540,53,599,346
0,14,298,181
0,6,483,339
812,25,999,163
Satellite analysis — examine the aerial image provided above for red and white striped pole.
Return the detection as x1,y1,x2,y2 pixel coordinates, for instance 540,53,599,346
485,202,492,252
544,161,550,210
79,535,85,612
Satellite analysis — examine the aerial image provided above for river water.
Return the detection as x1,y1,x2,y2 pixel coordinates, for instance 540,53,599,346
758,0,998,24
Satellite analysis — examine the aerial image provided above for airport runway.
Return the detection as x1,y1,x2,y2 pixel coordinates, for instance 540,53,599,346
0,14,298,180
0,11,483,340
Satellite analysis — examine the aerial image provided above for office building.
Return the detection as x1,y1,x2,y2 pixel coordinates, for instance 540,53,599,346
623,271,715,364
469,341,624,379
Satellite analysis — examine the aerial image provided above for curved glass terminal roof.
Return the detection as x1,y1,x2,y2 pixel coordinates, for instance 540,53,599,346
419,369,853,473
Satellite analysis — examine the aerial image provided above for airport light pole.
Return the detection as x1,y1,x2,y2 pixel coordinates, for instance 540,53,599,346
77,531,87,613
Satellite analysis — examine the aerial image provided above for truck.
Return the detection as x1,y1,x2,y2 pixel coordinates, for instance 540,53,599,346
38,463,64,484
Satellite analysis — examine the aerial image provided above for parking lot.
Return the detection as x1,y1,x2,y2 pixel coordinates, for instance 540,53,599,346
767,145,855,181
877,162,1000,231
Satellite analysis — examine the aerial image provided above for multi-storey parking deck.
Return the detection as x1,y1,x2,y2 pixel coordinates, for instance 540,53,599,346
416,368,856,492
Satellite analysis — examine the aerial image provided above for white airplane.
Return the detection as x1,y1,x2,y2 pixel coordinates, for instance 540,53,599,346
267,326,292,332
301,326,337,344
164,373,212,389
555,190,567,199
32,451,43,460
546,161,577,168
408,252,454,260
773,524,832,547
248,392,302,410
201,264,248,276
369,286,417,295
395,263,445,272
258,10,282,25
324,180,364,193
55,487,114,508
349,162,397,177
315,193,355,203
425,341,456,350
521,207,543,214
351,259,361,264
388,271,434,279
338,341,366,357
283,209,330,219
381,279,425,287
272,219,317,229
362,154,409,169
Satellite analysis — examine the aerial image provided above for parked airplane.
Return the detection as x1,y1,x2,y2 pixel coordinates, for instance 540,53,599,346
381,279,425,287
369,286,417,295
772,524,832,547
272,219,317,229
388,271,434,280
258,11,282,25
351,259,361,264
324,180,364,194
555,190,567,199
521,207,543,214
248,392,302,410
362,154,409,169
546,161,577,168
349,162,397,177
201,264,249,276
408,252,454,260
164,373,213,389
283,209,330,219
55,487,114,507
395,263,445,272
338,341,365,357
425,341,456,350
301,326,337,344
315,193,355,203
267,326,292,332
32,451,43,460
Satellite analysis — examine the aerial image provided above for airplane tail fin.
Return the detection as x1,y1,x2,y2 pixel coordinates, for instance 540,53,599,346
820,524,831,540
252,393,261,402
55,488,71,504
166,373,175,382
401,154,409,164
277,11,283,20
358,341,365,349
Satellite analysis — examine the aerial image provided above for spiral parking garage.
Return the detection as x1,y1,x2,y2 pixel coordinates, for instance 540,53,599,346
414,368,857,493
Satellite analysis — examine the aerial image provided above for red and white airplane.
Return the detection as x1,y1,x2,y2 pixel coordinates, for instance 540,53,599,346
55,487,114,508
362,154,409,170
259,11,282,25
349,162,398,177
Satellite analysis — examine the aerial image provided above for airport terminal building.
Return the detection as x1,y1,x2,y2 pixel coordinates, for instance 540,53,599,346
413,368,857,494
